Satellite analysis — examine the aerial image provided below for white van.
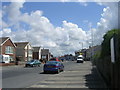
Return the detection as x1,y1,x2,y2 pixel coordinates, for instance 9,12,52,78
0,55,10,63
77,55,84,63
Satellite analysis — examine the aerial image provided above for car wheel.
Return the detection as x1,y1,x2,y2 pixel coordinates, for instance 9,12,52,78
44,71,47,74
31,65,34,67
38,64,40,67
62,68,64,71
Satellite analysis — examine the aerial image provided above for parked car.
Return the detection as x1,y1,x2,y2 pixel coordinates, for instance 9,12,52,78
77,55,84,63
49,57,61,62
25,60,41,67
0,55,10,63
43,61,64,74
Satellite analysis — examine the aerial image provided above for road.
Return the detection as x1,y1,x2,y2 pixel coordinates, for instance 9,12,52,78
1,61,107,89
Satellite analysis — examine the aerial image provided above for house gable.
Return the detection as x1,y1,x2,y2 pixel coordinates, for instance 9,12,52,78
33,47,41,52
24,43,33,50
0,37,16,61
0,37,16,48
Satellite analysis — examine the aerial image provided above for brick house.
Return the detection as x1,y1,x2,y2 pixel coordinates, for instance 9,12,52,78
14,42,33,61
33,47,41,60
0,37,16,62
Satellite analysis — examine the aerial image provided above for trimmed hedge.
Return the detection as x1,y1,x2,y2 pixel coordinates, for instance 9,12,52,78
95,29,120,88
101,29,119,59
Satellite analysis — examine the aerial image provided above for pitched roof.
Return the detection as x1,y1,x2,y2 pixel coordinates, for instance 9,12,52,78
41,49,49,55
33,47,41,52
14,42,29,48
0,37,9,45
0,37,16,47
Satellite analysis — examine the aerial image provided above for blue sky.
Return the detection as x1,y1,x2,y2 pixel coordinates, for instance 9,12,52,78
2,2,105,31
2,1,117,56
23,2,105,30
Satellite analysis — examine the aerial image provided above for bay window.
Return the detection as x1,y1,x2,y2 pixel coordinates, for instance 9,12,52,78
5,46,14,54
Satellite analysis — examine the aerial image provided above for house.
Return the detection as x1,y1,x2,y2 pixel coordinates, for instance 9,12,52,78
14,42,33,61
0,37,16,63
41,48,50,62
33,47,41,60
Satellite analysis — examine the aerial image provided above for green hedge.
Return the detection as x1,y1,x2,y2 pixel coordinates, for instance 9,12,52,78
101,29,119,58
95,29,120,88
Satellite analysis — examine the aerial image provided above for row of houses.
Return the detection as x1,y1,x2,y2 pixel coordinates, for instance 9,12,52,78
0,37,52,63
75,45,101,61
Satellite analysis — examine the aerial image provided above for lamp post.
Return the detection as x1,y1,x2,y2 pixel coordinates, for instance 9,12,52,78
90,23,94,61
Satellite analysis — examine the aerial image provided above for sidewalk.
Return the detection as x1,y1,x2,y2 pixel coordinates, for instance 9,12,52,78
0,63,15,66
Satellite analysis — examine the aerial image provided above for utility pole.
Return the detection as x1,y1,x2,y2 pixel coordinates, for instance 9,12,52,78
89,23,93,61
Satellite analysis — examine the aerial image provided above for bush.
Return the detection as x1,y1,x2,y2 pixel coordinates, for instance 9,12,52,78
94,29,120,88
101,29,119,58
93,51,101,65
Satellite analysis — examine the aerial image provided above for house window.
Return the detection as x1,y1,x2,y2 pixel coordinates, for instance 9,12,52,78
42,55,46,59
5,46,14,54
28,50,33,55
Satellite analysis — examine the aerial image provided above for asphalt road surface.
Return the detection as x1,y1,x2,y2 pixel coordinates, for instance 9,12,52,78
1,61,107,89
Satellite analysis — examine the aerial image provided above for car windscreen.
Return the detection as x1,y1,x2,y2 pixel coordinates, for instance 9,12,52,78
29,60,35,62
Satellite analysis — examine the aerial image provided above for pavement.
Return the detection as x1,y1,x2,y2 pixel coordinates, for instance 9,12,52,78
28,61,108,89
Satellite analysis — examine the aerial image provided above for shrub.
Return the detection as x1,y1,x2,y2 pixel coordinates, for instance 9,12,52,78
101,29,119,58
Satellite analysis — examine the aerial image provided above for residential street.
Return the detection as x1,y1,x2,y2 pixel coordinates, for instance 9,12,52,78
1,61,107,89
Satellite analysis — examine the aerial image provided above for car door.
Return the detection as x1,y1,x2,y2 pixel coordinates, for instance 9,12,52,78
61,63,64,70
35,60,38,65
37,60,41,65
59,63,63,70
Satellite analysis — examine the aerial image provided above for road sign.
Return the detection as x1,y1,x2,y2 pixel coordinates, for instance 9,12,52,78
110,37,115,63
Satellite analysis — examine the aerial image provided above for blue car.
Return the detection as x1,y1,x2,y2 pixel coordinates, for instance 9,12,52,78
43,61,64,74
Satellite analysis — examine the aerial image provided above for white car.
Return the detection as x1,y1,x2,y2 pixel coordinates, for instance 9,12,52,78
77,55,84,63
0,55,10,63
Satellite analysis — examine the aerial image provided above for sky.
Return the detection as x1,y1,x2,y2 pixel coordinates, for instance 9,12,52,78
21,2,105,30
0,0,119,56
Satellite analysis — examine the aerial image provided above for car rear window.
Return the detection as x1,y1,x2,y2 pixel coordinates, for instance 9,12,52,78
78,57,83,59
50,58,56,61
46,61,59,64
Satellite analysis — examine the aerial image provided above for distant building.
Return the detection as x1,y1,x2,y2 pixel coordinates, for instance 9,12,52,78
33,47,41,60
41,49,50,62
86,45,101,60
0,37,16,63
14,42,33,61
64,54,75,61
75,51,81,57
81,49,87,59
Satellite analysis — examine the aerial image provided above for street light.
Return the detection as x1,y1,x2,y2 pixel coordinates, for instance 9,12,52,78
89,23,94,61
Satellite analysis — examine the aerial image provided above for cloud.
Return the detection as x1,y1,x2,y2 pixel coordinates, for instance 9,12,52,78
92,2,118,45
0,9,8,29
0,28,13,38
2,1,88,56
1,1,119,56
61,0,119,2
0,10,2,29
2,0,25,29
